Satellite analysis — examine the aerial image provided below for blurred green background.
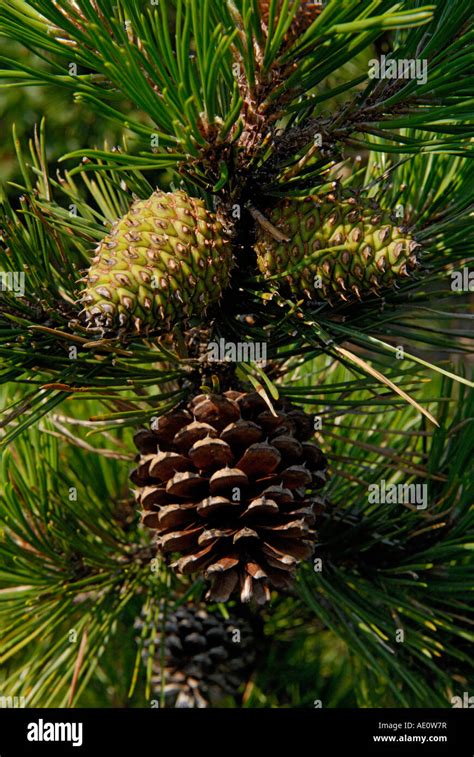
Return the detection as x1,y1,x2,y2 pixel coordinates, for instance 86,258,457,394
0,41,138,200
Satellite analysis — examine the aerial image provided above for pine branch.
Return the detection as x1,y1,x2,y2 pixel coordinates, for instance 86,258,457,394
1,369,471,706
296,375,474,706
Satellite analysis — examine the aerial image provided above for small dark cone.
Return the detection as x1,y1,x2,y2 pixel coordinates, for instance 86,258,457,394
131,391,327,604
136,603,256,708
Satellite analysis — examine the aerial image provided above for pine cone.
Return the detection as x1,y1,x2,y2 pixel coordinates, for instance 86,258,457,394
137,603,255,708
80,190,233,334
254,193,420,303
131,391,327,605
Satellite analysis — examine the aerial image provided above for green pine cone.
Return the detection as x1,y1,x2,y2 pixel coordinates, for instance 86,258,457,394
80,190,234,333
254,193,420,302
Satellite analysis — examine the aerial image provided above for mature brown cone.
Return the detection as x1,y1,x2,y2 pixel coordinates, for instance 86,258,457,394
136,603,255,708
131,391,327,605
259,0,323,45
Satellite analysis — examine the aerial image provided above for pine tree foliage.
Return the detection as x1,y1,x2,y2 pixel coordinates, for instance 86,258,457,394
1,371,472,706
0,0,473,708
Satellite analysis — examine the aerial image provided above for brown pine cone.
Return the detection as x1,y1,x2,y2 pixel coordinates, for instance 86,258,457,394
131,391,327,605
136,603,255,708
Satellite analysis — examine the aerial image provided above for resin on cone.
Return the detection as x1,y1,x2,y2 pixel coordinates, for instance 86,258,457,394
131,391,327,605
254,193,420,303
81,190,233,334
137,603,255,708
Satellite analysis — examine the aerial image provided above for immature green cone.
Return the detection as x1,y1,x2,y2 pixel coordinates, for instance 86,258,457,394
80,190,233,333
254,193,420,303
